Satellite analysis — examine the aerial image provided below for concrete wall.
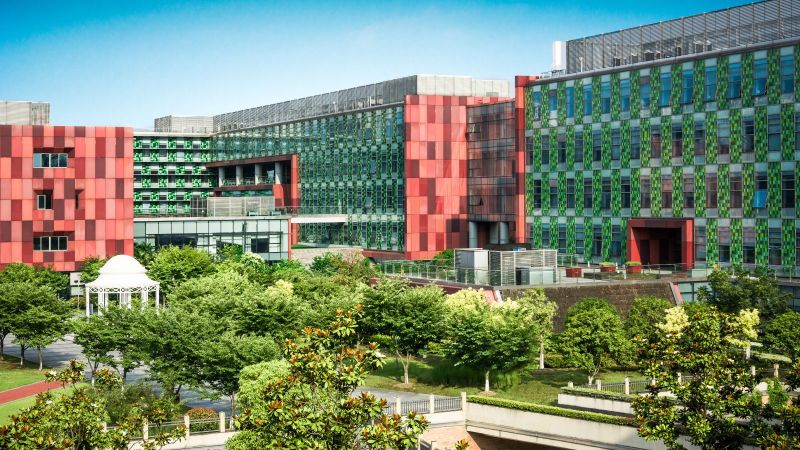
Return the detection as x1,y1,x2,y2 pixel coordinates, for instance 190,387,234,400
557,393,635,415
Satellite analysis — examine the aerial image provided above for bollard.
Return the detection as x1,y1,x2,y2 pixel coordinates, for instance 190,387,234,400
774,363,780,378
184,414,190,439
429,394,435,414
750,365,756,377
395,397,402,415
624,377,630,395
219,412,226,433
567,381,574,388
461,391,467,411
596,379,602,390
142,420,149,440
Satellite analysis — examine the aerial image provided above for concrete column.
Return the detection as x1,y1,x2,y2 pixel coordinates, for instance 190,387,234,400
218,166,225,186
750,365,756,376
468,221,478,248
567,381,574,388
489,222,499,244
235,165,243,185
254,164,262,184
184,415,190,438
774,363,780,378
624,377,630,395
219,412,226,433
499,221,510,244
142,420,149,440
395,397,402,415
595,379,602,390
460,391,467,411
275,162,283,184
429,394,435,414
85,290,90,317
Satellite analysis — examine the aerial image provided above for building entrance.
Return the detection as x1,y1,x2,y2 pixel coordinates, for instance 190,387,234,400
627,218,694,269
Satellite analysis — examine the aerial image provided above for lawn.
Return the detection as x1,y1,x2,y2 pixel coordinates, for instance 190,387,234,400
0,384,85,426
363,356,640,405
0,355,48,392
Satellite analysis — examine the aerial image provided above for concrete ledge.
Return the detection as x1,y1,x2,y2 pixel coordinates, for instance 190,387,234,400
557,392,635,415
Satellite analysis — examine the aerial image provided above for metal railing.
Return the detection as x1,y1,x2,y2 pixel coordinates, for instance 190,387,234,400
434,396,463,412
275,205,349,215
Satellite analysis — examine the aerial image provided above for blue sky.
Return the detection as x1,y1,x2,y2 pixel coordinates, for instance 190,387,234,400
0,0,743,129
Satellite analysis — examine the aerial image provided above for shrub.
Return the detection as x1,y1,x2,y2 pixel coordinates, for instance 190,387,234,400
187,407,219,432
467,395,635,426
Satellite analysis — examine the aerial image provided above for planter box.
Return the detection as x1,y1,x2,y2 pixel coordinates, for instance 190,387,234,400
565,267,583,278
600,265,616,273
626,265,642,274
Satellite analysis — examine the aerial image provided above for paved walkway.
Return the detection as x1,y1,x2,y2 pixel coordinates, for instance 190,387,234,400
0,380,64,404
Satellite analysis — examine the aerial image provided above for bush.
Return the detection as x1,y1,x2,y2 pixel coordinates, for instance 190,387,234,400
559,387,636,401
89,382,182,425
425,363,520,389
187,407,219,432
467,395,636,426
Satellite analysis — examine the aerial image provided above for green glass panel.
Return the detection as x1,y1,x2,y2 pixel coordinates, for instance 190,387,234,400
682,114,693,166
756,219,768,266
612,170,621,216
651,166,662,217
601,123,611,169
716,55,729,109
755,106,767,162
611,73,621,121
742,52,754,107
769,162,781,218
706,111,718,164
672,166,683,217
731,218,743,265
707,218,718,264
695,165,706,218
782,103,794,161
718,164,730,218
768,48,780,105
730,108,742,163
743,164,755,218
783,219,796,268
631,168,641,217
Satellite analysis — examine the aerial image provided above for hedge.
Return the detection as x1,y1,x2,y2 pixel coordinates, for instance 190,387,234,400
467,395,636,427
559,387,637,402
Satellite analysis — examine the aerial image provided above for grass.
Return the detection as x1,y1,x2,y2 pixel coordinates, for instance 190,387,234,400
0,384,85,426
0,355,48,392
363,356,641,406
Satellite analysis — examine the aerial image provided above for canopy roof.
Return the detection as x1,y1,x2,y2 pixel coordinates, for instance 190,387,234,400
86,255,159,290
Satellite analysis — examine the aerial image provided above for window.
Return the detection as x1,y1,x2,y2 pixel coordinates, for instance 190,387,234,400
718,117,730,155
611,128,620,161
36,191,52,210
719,226,731,262
755,172,768,209
662,175,673,209
566,178,576,209
548,89,557,112
592,224,603,258
251,238,271,253
743,115,755,154
33,153,68,168
601,177,611,210
672,122,683,158
542,223,550,247
781,54,795,94
743,227,756,264
583,85,592,116
641,175,651,209
706,174,718,209
558,224,567,253
525,136,534,165
574,132,584,164
651,124,662,155
796,112,800,153
601,81,611,114
728,63,742,99
730,173,743,208
611,225,622,258
768,114,780,153
576,224,585,257
683,174,695,209
681,70,693,104
783,171,796,209
696,226,706,261
33,236,68,251
753,57,767,96
769,227,782,265
659,73,671,107
566,86,575,118
533,91,542,120
620,79,631,113
541,134,550,166
640,75,651,109
549,179,558,209
533,179,542,209
592,129,602,162
621,176,631,209
704,66,717,102
557,134,567,164
694,120,705,156
631,126,641,160
583,178,593,209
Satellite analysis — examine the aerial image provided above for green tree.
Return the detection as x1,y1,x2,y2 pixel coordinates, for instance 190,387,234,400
78,257,106,284
363,280,446,385
147,246,215,296
762,310,800,360
229,309,428,450
698,268,789,324
13,304,70,370
558,298,629,384
515,289,558,369
71,314,120,382
625,295,673,342
632,305,773,450
0,263,68,297
134,241,156,267
0,282,43,361
444,299,534,392
72,305,145,382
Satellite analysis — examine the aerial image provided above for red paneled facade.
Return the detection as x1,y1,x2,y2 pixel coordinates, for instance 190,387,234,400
0,125,134,272
403,94,509,260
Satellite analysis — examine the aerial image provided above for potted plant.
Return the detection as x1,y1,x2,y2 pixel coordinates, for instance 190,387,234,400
565,266,583,278
599,262,616,273
625,261,643,274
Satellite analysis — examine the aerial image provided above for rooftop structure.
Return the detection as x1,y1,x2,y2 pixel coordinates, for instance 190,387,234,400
0,101,50,125
154,115,213,133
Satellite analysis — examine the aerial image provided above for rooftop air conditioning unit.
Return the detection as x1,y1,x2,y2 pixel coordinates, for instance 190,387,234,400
612,57,622,67
644,51,655,61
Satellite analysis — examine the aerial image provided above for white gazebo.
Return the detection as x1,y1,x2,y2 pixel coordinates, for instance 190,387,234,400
85,255,160,316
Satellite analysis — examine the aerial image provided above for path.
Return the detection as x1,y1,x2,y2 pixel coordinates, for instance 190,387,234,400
0,380,63,404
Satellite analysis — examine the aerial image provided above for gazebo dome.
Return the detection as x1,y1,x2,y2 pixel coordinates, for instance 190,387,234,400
98,255,147,276
84,254,160,315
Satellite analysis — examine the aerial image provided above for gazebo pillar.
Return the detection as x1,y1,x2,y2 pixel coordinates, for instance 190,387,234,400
141,289,148,310
85,289,91,317
155,286,160,311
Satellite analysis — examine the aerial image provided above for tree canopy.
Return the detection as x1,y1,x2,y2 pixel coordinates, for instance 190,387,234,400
762,310,800,360
147,245,215,296
697,268,789,324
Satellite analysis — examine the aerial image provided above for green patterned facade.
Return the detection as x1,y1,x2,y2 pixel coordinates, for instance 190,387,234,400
133,134,212,216
525,43,800,271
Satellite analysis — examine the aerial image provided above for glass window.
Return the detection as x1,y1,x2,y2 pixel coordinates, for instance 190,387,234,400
574,132,584,163
640,75,651,109
743,227,756,264
743,115,755,154
641,175,651,209
681,70,693,104
525,136,534,165
542,222,550,247
755,172,768,209
769,227,781,265
796,112,800,153
251,237,270,253
728,63,742,99
583,178,593,209
557,134,567,164
768,114,780,153
696,226,707,262
719,226,731,262
567,178,576,208
651,124,661,155
601,81,611,114
592,129,601,162
549,179,558,209
33,236,68,251
662,175,673,209
631,126,641,160
558,224,567,253
548,89,557,112
621,176,631,209
753,57,767,96
730,173,743,208
566,86,575,118
659,73,671,107
672,122,683,158
704,66,717,102
36,192,52,210
683,174,695,209
576,223,585,257
533,179,542,209
533,91,542,120
620,79,631,113
541,134,550,166
601,177,611,210
611,225,622,258
718,117,730,155
694,120,705,156
592,224,602,258
782,171,796,208
583,85,592,116
706,174,718,209
781,54,795,95
611,128,620,161
33,153,68,168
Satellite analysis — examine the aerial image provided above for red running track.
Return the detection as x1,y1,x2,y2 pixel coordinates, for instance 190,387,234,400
0,381,63,404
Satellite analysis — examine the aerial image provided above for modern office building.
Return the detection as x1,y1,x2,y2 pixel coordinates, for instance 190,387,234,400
0,101,50,126
154,115,213,133
520,0,800,272
0,125,134,272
